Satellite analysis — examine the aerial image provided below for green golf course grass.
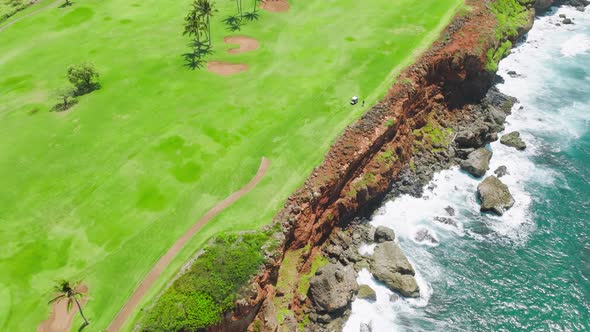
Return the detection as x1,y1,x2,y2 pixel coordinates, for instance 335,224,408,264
0,0,461,330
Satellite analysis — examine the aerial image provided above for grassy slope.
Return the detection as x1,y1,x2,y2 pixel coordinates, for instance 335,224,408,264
0,0,461,330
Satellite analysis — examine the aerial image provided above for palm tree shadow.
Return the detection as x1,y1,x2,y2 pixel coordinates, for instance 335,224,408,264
58,1,74,8
77,321,89,332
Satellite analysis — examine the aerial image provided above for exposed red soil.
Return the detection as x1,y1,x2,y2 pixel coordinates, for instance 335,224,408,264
225,36,260,54
107,158,270,332
260,0,290,13
37,285,89,332
207,61,249,76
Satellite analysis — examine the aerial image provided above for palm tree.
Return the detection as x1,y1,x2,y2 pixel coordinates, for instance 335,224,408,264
223,15,242,31
195,0,217,46
49,280,89,327
233,0,243,19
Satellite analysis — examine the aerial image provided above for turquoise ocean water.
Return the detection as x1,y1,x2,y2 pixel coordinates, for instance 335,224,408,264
344,6,590,331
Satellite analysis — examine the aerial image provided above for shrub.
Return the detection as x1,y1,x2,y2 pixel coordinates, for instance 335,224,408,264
142,231,272,331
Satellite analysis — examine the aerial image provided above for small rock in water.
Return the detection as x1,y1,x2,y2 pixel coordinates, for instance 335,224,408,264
494,165,509,178
460,148,493,177
563,18,574,24
415,229,439,244
500,131,527,150
434,216,458,227
357,284,377,302
360,321,373,332
445,206,456,216
374,226,395,243
507,70,519,78
477,176,515,216
559,13,567,18
389,293,400,302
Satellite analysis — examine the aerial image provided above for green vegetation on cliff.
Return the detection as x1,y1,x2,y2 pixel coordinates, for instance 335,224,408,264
142,231,276,331
485,0,532,71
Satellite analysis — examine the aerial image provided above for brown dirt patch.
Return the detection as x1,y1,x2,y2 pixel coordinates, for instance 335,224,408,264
107,158,270,332
260,0,290,13
207,61,249,76
224,36,260,54
37,285,89,332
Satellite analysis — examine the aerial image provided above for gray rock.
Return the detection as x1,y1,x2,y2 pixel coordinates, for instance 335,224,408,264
360,321,373,332
455,125,492,148
434,216,458,227
414,229,439,244
507,70,519,78
559,13,567,18
494,165,508,178
374,226,395,243
563,18,574,24
477,176,515,216
444,206,455,216
371,242,420,297
309,263,358,313
535,0,553,10
357,285,377,302
500,131,526,150
460,148,492,177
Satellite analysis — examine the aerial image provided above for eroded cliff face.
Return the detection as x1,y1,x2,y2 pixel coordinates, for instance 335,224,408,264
214,0,558,331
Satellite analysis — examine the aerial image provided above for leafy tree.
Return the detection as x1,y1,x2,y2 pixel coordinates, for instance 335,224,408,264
49,280,89,327
67,63,99,95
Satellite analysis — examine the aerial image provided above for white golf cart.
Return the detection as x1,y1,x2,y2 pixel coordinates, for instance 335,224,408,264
350,96,359,105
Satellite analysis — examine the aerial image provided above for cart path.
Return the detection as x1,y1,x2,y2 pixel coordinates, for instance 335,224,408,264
107,157,270,332
0,0,61,33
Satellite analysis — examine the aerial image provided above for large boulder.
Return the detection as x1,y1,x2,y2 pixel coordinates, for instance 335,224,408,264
374,226,395,243
500,131,526,150
477,176,515,215
370,242,419,298
460,148,492,177
308,263,358,314
455,125,493,148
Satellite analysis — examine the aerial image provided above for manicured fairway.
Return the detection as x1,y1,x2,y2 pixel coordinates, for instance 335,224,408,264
0,0,461,330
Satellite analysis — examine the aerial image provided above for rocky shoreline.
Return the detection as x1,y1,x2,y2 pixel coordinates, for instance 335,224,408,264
204,0,587,331
303,85,522,331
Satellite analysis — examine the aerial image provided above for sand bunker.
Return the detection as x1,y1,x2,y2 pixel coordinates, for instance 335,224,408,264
37,285,89,332
261,0,290,13
224,36,260,54
207,61,249,76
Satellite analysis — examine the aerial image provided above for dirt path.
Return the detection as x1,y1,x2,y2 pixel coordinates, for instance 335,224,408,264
37,285,89,332
107,157,270,332
0,0,61,33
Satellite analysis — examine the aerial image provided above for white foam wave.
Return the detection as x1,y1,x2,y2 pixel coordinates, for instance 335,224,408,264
561,33,590,57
